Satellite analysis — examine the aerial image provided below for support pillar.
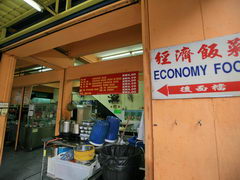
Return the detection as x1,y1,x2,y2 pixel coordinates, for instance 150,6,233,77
0,53,16,164
61,70,73,120
55,70,64,136
141,1,154,179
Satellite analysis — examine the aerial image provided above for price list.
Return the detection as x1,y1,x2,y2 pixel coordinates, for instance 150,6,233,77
122,72,138,94
80,72,138,95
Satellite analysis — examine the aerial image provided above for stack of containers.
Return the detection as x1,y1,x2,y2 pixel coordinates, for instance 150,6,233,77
105,116,120,143
79,121,94,141
89,116,120,146
89,120,109,146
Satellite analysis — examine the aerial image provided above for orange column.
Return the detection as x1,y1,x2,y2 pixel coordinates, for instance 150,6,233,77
61,69,73,120
141,1,154,180
142,0,240,179
0,53,16,164
55,70,64,136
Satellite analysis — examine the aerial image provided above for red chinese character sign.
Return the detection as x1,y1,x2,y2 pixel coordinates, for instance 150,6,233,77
151,33,240,99
80,72,138,95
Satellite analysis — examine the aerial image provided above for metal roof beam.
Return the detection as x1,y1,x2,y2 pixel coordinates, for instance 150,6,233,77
55,0,59,13
38,1,57,16
65,0,72,10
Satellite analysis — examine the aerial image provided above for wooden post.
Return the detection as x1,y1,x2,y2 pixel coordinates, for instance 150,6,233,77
55,70,64,136
62,70,73,120
0,53,16,164
141,0,154,179
14,87,25,151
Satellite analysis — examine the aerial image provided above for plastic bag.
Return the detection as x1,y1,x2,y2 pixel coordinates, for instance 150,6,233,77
98,145,143,180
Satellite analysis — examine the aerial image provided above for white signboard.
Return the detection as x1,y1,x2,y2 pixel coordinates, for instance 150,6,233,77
151,33,240,99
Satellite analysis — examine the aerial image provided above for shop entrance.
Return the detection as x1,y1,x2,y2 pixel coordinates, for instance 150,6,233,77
1,46,145,179
51,49,145,180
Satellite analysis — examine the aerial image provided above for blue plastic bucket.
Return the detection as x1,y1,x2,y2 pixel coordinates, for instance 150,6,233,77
105,116,120,143
89,120,109,146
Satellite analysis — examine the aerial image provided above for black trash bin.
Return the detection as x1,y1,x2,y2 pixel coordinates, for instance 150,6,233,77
98,145,143,180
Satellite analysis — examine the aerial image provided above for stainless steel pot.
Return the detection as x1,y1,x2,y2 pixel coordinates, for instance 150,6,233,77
62,120,71,133
72,123,80,134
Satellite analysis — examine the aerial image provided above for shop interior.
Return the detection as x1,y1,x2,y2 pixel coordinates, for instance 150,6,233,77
6,84,58,151
2,46,145,180
0,1,146,179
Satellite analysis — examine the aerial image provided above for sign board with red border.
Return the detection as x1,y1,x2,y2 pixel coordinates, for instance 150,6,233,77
80,72,138,95
151,33,240,99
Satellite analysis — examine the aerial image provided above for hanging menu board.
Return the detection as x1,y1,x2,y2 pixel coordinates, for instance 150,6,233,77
80,72,139,95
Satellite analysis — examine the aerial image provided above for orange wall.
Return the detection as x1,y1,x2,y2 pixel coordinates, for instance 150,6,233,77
147,0,240,179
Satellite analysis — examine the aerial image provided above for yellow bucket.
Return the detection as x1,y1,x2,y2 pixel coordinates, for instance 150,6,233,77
74,145,95,162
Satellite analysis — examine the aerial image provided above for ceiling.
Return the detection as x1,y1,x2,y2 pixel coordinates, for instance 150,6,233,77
95,44,142,58
0,0,36,29
0,0,125,50
0,0,140,72
0,0,101,70
0,0,55,34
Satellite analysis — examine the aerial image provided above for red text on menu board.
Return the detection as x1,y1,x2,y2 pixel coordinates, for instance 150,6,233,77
79,72,139,95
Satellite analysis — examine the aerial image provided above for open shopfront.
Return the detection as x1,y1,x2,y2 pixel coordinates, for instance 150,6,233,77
6,85,59,151
0,2,146,179
1,0,239,179
45,56,145,179
2,55,145,180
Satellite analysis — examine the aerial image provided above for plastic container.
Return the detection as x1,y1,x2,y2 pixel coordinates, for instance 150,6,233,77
48,156,99,180
105,116,120,143
89,120,109,146
98,145,143,180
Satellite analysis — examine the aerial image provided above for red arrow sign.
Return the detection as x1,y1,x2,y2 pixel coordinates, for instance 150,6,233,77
158,81,240,96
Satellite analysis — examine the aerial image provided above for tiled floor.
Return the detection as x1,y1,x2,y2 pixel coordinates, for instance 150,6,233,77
0,146,51,180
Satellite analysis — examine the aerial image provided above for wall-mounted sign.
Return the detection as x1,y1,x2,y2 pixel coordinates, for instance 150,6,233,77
80,72,139,95
151,33,240,99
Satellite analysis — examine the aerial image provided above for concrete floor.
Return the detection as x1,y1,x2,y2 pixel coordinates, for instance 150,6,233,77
0,146,51,180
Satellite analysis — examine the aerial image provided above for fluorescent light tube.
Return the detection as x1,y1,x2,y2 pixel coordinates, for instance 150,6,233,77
101,49,143,61
102,52,131,61
131,50,143,56
40,68,52,72
23,0,43,12
32,66,42,70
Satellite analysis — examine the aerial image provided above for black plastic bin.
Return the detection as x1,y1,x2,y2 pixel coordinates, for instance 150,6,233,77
98,145,143,180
